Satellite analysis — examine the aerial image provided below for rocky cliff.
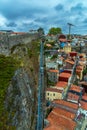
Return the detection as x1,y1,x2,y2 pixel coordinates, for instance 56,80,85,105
0,39,40,130
5,68,37,130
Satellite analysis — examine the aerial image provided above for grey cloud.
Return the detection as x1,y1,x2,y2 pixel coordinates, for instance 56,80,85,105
55,4,64,11
6,22,17,27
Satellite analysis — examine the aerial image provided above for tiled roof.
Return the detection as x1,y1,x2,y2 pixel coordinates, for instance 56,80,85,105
46,88,63,93
79,101,87,110
11,32,26,34
81,95,87,101
67,92,80,102
69,85,82,93
59,72,71,78
69,52,77,57
47,111,76,130
48,69,59,73
65,59,75,65
44,125,65,130
53,99,79,110
52,107,76,119
59,73,71,82
55,81,68,89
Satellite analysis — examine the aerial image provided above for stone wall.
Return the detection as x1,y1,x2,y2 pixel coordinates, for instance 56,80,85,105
0,33,39,55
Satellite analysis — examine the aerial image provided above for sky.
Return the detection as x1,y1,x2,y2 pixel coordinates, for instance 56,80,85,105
0,0,87,34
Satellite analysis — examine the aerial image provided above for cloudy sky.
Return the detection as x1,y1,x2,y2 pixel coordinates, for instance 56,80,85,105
0,0,87,34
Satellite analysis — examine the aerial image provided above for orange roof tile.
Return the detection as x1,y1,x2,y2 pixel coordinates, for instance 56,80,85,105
46,88,63,93
53,99,79,110
69,85,82,93
65,59,75,65
79,101,87,110
11,32,26,34
48,69,59,73
52,107,76,119
82,95,87,101
67,92,80,102
47,111,76,130
59,72,71,78
55,81,68,89
44,125,66,130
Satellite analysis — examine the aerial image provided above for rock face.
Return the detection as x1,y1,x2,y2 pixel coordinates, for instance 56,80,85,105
5,68,37,130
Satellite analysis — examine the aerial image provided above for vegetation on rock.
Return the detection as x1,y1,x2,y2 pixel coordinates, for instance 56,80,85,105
0,55,20,130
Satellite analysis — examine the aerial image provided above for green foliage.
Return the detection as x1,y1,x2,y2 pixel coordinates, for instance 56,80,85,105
83,68,87,75
48,27,62,35
10,43,25,53
37,27,44,35
51,54,58,60
0,55,19,130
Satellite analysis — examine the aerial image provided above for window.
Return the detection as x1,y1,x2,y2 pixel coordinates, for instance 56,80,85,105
53,93,55,96
47,93,49,96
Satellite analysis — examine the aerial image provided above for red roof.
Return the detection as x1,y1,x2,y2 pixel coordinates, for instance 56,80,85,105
55,81,68,89
79,101,87,110
81,95,87,101
69,85,82,93
67,92,80,102
65,59,75,65
44,125,65,130
11,32,26,35
53,99,79,110
52,107,75,119
47,111,76,130
69,52,77,57
59,72,71,82
48,69,59,73
46,88,63,93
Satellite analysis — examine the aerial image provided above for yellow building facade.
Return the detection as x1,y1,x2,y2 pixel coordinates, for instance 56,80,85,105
63,44,71,53
46,88,63,101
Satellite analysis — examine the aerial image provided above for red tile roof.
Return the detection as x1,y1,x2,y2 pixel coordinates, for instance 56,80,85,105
65,59,75,65
67,92,80,102
69,52,77,57
55,81,68,89
81,95,87,101
48,69,59,73
47,111,76,130
59,72,71,82
59,72,71,78
53,99,78,110
52,107,76,119
46,88,63,93
69,85,82,93
11,32,26,35
79,101,87,110
44,125,65,130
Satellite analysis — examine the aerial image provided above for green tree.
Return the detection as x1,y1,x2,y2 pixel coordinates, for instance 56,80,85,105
48,27,62,35
37,27,44,35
